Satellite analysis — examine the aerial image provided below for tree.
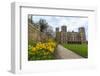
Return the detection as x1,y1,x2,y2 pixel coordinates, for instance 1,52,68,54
39,19,48,32
46,26,54,37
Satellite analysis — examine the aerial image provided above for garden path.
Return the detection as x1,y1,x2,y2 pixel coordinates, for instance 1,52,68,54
55,44,83,59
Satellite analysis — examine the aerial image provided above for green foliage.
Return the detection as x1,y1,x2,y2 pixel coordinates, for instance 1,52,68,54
28,39,56,61
63,44,88,58
28,40,37,47
28,45,55,60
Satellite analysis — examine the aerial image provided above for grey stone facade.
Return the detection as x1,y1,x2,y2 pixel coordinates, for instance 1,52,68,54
56,25,86,44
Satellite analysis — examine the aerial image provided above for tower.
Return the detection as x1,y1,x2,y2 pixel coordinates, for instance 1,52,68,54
61,25,67,32
61,25,67,43
56,27,60,43
56,27,59,32
78,27,86,43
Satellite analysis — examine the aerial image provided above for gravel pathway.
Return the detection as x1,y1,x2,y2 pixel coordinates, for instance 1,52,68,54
55,44,83,59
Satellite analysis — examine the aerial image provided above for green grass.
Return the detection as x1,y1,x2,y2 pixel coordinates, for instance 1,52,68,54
63,43,88,58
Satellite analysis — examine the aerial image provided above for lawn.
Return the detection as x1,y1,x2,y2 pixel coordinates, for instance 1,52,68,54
63,43,88,58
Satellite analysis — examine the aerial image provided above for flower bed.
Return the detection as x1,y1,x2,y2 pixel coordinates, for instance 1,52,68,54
28,39,56,60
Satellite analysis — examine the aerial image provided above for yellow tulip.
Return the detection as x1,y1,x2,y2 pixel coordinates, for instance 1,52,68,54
32,47,36,52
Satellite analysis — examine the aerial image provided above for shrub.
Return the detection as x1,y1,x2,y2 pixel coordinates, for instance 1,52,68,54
28,40,56,60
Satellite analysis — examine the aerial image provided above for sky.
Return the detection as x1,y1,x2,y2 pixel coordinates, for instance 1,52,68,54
32,15,88,40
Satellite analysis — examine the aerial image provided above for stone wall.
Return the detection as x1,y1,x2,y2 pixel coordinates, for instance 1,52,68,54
28,23,49,43
28,23,40,42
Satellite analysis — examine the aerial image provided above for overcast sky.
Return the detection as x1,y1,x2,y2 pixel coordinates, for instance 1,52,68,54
32,15,88,40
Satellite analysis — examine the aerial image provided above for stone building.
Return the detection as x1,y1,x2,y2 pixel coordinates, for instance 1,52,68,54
56,25,86,44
